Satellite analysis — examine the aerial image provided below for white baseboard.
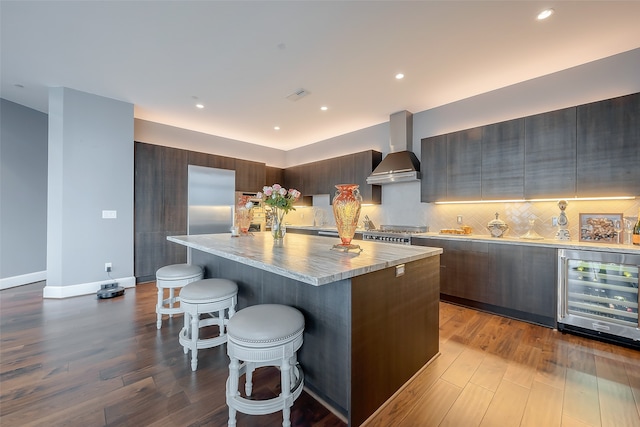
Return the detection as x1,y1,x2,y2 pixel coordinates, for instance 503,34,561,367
0,271,47,290
42,276,137,299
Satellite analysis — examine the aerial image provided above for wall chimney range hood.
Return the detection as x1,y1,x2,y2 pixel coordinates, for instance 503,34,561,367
366,110,421,185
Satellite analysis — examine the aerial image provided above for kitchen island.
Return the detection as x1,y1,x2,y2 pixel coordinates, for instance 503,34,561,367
168,232,442,426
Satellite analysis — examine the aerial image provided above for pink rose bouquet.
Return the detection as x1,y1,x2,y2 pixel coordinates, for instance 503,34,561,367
257,184,301,213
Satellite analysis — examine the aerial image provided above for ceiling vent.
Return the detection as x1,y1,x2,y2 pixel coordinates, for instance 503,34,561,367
286,88,311,102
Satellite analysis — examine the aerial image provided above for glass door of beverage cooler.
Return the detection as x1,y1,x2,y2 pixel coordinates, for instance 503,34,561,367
558,249,640,342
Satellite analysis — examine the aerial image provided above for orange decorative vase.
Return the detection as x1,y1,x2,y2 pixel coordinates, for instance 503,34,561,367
235,196,253,234
332,184,362,246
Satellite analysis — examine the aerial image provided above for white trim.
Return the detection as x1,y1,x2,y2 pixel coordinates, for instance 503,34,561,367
42,276,136,299
0,271,47,290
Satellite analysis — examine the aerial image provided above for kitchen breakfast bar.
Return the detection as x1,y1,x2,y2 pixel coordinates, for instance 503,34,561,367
167,233,442,426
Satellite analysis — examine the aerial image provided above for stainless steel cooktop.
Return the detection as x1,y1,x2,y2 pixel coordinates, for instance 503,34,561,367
362,225,429,245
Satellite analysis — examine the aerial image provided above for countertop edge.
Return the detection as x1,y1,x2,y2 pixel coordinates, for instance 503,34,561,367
412,233,640,254
168,234,442,286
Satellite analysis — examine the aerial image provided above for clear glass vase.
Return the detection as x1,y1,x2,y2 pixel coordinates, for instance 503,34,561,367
332,184,362,246
271,207,287,241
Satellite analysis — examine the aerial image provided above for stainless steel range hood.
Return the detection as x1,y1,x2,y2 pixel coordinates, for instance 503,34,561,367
366,110,421,185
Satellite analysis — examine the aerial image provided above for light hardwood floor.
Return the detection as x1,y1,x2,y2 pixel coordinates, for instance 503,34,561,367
364,301,640,427
1,282,639,426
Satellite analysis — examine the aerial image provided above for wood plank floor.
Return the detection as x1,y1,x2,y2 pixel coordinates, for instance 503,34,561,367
2,282,639,426
364,301,640,427
0,282,344,427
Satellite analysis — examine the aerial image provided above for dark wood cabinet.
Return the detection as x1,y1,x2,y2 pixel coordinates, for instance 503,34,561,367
426,238,489,301
161,146,188,232
265,166,284,187
420,135,447,202
134,142,267,281
283,165,304,192
235,158,266,193
284,150,382,204
135,143,188,281
134,142,164,233
347,150,382,204
188,150,235,170
524,107,577,199
577,92,640,197
446,127,482,200
414,238,556,327
487,244,556,324
482,119,525,199
351,256,439,426
420,92,638,201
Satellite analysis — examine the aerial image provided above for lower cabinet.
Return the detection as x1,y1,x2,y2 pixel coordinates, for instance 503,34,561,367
415,238,557,327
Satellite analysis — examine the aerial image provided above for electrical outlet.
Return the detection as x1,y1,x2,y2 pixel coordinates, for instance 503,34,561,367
105,262,112,272
457,215,463,225
552,217,558,227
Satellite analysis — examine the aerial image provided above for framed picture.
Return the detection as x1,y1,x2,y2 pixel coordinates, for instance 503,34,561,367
579,213,623,242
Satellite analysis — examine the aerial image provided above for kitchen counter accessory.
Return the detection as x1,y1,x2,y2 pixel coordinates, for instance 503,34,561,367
487,212,509,238
363,215,376,231
520,219,544,240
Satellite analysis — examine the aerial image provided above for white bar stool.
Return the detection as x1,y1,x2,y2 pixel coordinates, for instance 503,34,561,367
179,278,238,371
155,263,203,329
226,304,305,427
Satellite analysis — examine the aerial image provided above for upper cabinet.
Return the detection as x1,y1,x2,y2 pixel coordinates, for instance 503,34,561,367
524,107,577,199
576,92,640,197
284,150,382,204
421,127,484,203
482,119,524,200
422,121,524,202
265,166,285,188
235,159,266,193
420,135,447,202
446,127,482,200
421,92,639,202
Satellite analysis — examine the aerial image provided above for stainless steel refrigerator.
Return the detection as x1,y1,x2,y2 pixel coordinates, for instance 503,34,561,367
187,165,235,235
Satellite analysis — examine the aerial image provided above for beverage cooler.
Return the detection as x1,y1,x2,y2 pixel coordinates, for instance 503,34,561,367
558,249,640,348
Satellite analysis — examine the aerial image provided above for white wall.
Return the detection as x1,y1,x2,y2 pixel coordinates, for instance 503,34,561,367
45,88,135,298
284,122,389,167
0,99,48,288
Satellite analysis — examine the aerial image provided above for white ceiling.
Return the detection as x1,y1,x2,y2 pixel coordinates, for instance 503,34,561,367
2,1,640,150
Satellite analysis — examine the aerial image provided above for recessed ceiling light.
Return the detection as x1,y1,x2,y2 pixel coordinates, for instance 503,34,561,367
537,8,554,20
195,103,204,109
320,106,328,111
395,73,405,80
274,126,280,131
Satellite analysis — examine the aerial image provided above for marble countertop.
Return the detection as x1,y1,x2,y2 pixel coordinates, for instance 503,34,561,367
412,232,640,254
286,225,640,254
167,232,442,286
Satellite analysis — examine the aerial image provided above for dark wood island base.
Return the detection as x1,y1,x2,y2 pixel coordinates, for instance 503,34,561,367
171,233,441,426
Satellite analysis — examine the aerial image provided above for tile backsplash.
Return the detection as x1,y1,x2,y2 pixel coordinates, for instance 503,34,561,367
426,199,639,240
285,191,639,243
